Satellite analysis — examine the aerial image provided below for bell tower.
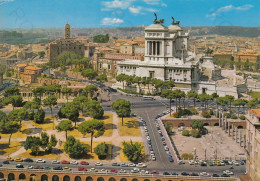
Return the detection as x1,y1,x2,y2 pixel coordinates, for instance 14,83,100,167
65,23,71,39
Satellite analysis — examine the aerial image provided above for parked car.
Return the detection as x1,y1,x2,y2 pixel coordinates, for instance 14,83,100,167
3,161,9,164
44,166,51,170
34,166,43,169
63,167,71,171
131,168,140,173
70,160,78,165
53,166,63,170
80,161,89,165
61,160,70,164
181,172,190,176
112,162,120,166
24,158,33,162
136,163,146,168
121,163,128,167
36,159,45,163
119,169,127,173
163,172,170,175
191,173,199,176
212,174,220,177
16,164,24,168
95,162,103,166
6,156,14,161
172,172,178,175
52,160,60,164
128,163,136,167
199,172,210,177
27,165,34,169
78,167,87,171
178,160,185,165
150,170,159,174
15,158,23,162
110,169,118,173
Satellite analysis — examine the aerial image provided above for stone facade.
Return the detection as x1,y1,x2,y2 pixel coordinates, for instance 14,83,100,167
245,109,260,181
14,63,42,85
48,23,85,62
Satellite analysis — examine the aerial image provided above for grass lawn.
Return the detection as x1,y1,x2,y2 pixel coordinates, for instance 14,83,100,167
120,141,145,162
118,117,141,136
0,123,30,138
18,150,58,159
68,113,113,137
60,141,112,161
0,141,22,156
249,91,260,99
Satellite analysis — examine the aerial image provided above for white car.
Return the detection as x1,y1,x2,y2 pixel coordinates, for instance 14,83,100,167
223,170,234,175
145,132,149,136
136,163,146,168
70,160,78,165
52,160,60,164
131,168,140,173
164,146,169,151
147,136,151,141
36,159,45,163
199,172,210,177
151,156,156,161
141,170,149,174
27,165,34,169
189,160,195,165
100,169,108,173
158,130,162,134
128,163,136,167
95,162,103,166
119,169,127,173
90,168,98,172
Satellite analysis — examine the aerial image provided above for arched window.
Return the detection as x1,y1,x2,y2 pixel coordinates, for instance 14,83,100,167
19,173,26,180
214,123,219,126
132,179,138,181
63,175,70,181
120,178,127,181
109,178,116,181
52,175,59,181
8,173,15,181
237,126,244,129
41,174,48,181
75,176,81,181
97,177,104,181
178,123,185,127
86,177,93,181
144,179,150,181
0,172,4,179
30,174,36,181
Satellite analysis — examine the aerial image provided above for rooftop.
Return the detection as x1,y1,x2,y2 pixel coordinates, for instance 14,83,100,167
249,109,260,118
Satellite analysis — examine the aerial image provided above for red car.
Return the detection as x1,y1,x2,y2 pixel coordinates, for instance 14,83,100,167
80,161,89,165
150,170,159,174
110,169,118,173
78,167,87,171
61,160,70,164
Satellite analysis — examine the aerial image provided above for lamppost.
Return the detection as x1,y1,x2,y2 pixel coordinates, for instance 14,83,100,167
193,147,197,160
53,115,58,130
204,148,207,161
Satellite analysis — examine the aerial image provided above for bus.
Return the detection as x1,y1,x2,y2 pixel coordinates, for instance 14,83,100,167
143,96,154,100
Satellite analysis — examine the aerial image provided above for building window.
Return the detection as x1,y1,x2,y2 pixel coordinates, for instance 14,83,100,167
99,63,102,69
108,65,111,70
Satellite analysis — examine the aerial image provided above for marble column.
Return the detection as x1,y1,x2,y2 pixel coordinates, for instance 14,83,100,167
221,113,224,129
235,127,238,143
244,135,246,149
239,130,242,147
225,117,227,133
228,121,230,136
219,111,221,127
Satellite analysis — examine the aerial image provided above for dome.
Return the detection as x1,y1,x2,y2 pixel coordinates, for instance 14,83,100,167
145,24,167,31
168,24,183,33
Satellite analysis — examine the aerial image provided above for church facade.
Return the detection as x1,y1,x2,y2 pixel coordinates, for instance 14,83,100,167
48,23,85,62
114,16,245,98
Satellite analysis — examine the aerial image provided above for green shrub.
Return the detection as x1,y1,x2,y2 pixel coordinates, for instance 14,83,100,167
223,113,231,118
201,110,211,118
189,108,198,115
239,115,246,120
94,142,109,160
172,112,181,118
181,153,194,160
190,129,201,138
182,130,190,136
231,114,238,119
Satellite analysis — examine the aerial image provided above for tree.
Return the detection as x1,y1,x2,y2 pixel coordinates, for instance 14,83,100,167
164,122,172,135
56,120,73,140
233,98,248,117
38,51,45,58
96,74,108,83
40,132,50,151
122,141,144,162
133,76,142,95
78,119,104,152
40,132,57,153
81,69,97,80
60,102,79,128
83,85,98,99
172,89,185,110
187,90,198,107
244,59,250,71
32,86,46,103
3,86,20,97
191,119,204,131
224,95,235,114
73,96,88,113
199,93,211,109
64,136,88,158
43,95,57,117
190,129,201,138
34,108,45,124
116,74,127,90
247,98,259,109
24,100,40,112
216,96,228,110
24,136,41,155
161,90,175,116
85,100,104,119
61,87,72,103
4,121,20,144
8,108,28,127
6,95,23,110
94,142,109,159
112,99,131,126
205,47,213,56
182,130,190,136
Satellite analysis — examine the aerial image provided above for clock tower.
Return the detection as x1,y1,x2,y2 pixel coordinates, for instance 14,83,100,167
65,23,71,39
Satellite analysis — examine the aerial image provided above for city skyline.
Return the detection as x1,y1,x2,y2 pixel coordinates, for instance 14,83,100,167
0,0,259,29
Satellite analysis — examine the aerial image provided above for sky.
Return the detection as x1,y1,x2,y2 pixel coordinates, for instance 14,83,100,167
0,0,259,29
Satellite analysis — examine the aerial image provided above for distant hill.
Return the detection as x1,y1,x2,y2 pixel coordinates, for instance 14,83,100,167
0,26,259,44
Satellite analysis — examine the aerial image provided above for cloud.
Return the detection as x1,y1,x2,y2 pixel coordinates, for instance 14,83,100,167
161,2,167,7
207,4,253,18
101,17,124,25
143,0,160,5
0,0,14,6
128,6,158,15
101,0,135,11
